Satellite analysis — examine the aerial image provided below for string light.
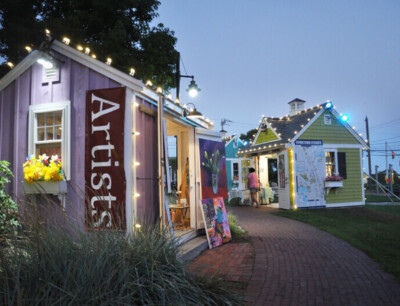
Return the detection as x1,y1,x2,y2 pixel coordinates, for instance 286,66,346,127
134,193,140,198
77,45,83,51
45,29,51,37
145,80,153,87
91,54,97,59
133,162,140,166
84,47,90,55
106,57,112,65
156,87,163,93
25,46,32,53
6,62,14,69
62,37,71,45
133,131,140,135
175,98,180,104
129,68,135,76
134,102,139,107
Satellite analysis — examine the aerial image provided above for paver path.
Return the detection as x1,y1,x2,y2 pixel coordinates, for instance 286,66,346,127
189,206,400,305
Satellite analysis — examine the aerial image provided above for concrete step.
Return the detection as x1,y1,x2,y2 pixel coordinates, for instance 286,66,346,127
178,236,208,262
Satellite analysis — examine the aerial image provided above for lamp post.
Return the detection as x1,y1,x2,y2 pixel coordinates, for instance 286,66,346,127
176,52,200,100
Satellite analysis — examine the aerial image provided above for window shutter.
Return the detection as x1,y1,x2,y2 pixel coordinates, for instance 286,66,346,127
338,152,347,179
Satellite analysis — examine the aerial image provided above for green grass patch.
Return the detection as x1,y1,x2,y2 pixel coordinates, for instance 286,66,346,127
366,194,400,203
274,205,400,280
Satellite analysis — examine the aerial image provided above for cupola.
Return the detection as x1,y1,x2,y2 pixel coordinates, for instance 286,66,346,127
288,98,306,116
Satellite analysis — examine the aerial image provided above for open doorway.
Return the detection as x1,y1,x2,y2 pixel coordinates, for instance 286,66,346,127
258,154,278,205
166,120,194,238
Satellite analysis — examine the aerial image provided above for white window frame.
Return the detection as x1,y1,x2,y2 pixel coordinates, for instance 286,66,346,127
28,101,71,180
324,149,338,177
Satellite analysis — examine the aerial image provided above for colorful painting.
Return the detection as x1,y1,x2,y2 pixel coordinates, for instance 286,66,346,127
201,197,232,249
199,138,228,199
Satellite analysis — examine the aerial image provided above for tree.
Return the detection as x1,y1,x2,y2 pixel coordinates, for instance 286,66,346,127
239,128,258,142
0,161,19,236
0,0,178,90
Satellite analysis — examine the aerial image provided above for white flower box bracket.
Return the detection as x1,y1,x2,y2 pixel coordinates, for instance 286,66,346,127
324,180,343,195
22,181,68,208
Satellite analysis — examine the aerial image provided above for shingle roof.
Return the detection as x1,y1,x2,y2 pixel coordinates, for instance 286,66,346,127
288,98,306,104
239,104,325,154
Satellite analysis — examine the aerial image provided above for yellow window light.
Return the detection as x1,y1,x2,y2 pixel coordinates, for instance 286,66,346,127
106,57,112,65
62,37,71,45
25,46,32,53
129,68,135,76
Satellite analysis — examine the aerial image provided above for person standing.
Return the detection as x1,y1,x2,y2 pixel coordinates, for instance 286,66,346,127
248,167,260,207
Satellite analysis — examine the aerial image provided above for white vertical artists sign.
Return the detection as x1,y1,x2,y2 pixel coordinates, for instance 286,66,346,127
294,140,326,208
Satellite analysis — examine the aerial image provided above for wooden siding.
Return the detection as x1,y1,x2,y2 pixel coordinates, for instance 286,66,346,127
255,128,278,144
299,110,359,144
135,96,159,225
326,148,363,204
226,160,233,190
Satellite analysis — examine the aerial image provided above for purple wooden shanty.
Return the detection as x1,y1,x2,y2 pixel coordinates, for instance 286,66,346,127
0,39,161,230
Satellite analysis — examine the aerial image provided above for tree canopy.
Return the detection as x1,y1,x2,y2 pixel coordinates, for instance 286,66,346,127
0,0,178,89
239,128,258,142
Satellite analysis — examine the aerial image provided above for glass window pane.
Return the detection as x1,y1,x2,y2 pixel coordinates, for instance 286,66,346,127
37,127,45,141
46,127,54,140
56,126,62,140
36,142,61,159
55,113,62,125
46,114,54,125
37,114,45,127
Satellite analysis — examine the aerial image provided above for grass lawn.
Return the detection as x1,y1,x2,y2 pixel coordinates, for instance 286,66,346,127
366,194,400,203
274,205,400,280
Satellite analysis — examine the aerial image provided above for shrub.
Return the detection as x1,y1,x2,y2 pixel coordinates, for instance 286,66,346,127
0,160,19,236
0,202,243,305
228,212,248,240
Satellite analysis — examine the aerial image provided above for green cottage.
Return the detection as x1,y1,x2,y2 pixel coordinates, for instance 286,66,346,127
238,98,369,209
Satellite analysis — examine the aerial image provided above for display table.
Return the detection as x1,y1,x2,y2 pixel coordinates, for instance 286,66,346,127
260,187,274,204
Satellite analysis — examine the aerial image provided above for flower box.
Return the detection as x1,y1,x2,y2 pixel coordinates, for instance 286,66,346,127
324,181,343,188
22,181,67,195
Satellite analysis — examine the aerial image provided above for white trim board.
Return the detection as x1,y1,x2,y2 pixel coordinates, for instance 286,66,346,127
0,51,42,91
325,202,364,207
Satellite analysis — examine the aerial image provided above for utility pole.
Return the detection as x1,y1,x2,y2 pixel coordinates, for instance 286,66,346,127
386,141,388,180
389,163,393,192
375,165,379,194
365,116,372,176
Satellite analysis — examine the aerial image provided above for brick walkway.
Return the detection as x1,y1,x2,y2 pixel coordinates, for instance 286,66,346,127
189,206,400,305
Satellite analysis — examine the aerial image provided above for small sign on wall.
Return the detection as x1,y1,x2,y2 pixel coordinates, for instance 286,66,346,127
85,87,126,230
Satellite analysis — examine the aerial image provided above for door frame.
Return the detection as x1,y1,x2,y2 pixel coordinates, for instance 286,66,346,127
277,150,290,209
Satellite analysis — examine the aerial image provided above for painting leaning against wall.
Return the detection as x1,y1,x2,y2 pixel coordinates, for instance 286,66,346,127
201,197,232,249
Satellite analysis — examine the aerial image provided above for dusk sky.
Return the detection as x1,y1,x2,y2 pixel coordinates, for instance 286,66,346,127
156,0,400,174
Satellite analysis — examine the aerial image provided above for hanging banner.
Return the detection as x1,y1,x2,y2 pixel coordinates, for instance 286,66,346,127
199,138,228,199
85,87,126,230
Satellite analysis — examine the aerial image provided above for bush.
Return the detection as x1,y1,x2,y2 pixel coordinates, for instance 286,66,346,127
0,160,19,236
228,212,248,240
0,202,242,305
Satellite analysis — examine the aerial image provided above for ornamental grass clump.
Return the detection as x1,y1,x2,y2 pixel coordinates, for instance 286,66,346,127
0,200,242,305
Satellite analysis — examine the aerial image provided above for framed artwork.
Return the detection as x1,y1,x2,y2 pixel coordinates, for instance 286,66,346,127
201,197,232,249
199,138,228,199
